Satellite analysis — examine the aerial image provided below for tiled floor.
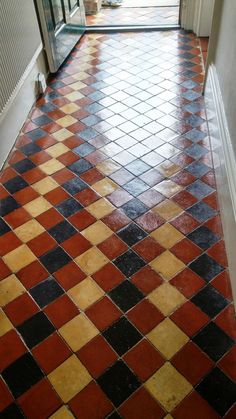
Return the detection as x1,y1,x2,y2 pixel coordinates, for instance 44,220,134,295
0,30,236,418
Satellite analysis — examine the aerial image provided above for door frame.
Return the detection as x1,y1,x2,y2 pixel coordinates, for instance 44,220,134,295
180,0,215,37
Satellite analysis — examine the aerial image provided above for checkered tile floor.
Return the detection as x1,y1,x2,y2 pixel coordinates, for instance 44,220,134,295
0,30,236,418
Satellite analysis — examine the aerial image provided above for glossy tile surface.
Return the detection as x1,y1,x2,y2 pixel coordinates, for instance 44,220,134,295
0,30,236,418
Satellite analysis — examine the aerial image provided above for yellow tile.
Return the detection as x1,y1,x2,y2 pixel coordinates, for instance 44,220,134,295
81,220,113,245
32,177,58,195
154,180,182,198
148,283,186,316
48,355,92,403
72,71,89,81
87,198,114,219
39,159,64,175
14,219,45,242
60,103,80,114
147,318,189,360
0,309,13,337
57,115,77,128
52,128,73,142
46,143,69,158
66,89,84,98
153,200,183,221
24,196,52,217
68,277,104,310
3,244,37,273
0,275,25,307
75,247,109,275
49,406,74,419
150,224,184,249
145,362,192,412
149,250,185,280
92,178,118,196
157,161,181,177
59,314,99,351
96,159,121,175
164,415,173,419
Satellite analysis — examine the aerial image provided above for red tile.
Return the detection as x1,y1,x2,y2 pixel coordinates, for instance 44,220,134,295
207,240,228,267
0,232,22,256
171,152,194,168
21,167,46,184
52,168,75,185
28,232,57,257
98,234,128,260
44,294,79,328
0,259,11,280
44,187,70,205
86,296,122,331
136,211,164,232
30,151,51,165
32,333,71,374
211,271,233,300
4,207,31,229
48,109,65,120
69,381,113,419
127,299,164,334
4,293,39,326
102,209,130,232
171,170,196,186
214,305,236,340
36,136,57,149
204,215,223,237
0,168,17,184
69,209,96,230
92,263,125,292
17,260,48,289
138,188,164,207
75,188,100,206
0,378,13,412
218,345,236,382
172,190,198,209
201,170,216,188
133,236,164,263
124,339,164,382
119,387,165,419
77,335,118,378
36,208,64,229
171,212,199,234
57,151,79,166
203,192,219,210
131,266,163,295
171,301,209,336
172,390,220,419
8,150,25,165
0,185,8,199
18,378,61,419
86,150,106,165
13,186,39,205
171,237,202,264
0,330,27,371
61,233,92,258
170,268,205,298
54,261,86,290
80,167,104,185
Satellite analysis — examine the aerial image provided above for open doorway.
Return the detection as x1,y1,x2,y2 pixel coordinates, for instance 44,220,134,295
85,0,180,27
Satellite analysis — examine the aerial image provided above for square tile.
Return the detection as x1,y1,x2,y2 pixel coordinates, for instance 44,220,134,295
192,284,228,318
44,294,79,328
0,330,27,371
48,355,92,403
40,246,71,273
0,309,13,337
150,250,185,280
85,296,122,331
103,316,142,356
59,313,99,351
93,178,118,196
24,196,52,217
123,178,149,197
32,177,58,195
48,220,76,244
97,235,128,260
119,387,164,419
117,223,147,246
81,220,113,245
17,311,55,349
150,224,184,249
87,198,115,219
172,391,219,419
0,275,25,307
186,180,214,200
109,280,144,312
127,299,164,334
148,282,186,316
92,263,125,292
114,250,146,278
4,293,39,326
39,159,64,175
29,277,64,308
187,201,216,222
193,322,234,361
3,176,28,194
46,143,69,158
3,245,37,273
68,277,104,310
171,301,209,337
69,159,92,175
63,177,87,195
188,226,220,250
154,180,182,198
189,254,224,282
56,198,83,217
121,198,148,220
14,219,45,242
75,247,109,275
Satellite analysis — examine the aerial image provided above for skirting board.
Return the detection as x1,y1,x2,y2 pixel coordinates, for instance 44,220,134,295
0,46,48,169
205,63,236,304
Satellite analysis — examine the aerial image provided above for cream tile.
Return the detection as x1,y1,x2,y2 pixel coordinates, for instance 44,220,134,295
157,161,181,177
72,71,88,81
46,143,69,158
39,159,64,175
147,318,189,360
81,220,113,245
150,224,184,249
154,180,182,198
87,198,114,219
66,90,84,99
3,245,37,273
24,196,52,217
60,103,80,114
52,128,73,142
0,275,25,307
48,355,92,403
14,219,45,242
59,313,99,351
153,199,183,221
0,309,13,337
57,115,77,128
92,178,118,196
148,283,186,316
49,406,75,419
75,247,109,275
68,277,104,310
32,177,58,195
96,159,121,175
145,362,192,412
149,250,185,280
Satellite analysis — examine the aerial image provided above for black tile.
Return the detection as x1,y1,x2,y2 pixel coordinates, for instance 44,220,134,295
187,226,220,250
0,218,11,236
196,368,236,416
97,360,140,407
0,403,25,418
3,176,28,194
63,178,87,195
48,220,77,243
13,158,36,174
0,196,20,216
189,254,224,282
191,285,228,318
29,277,64,308
187,201,216,223
17,312,55,349
123,178,149,197
69,159,92,175
40,246,71,273
2,353,43,398
56,198,83,217
73,143,96,157
109,280,144,312
121,198,148,220
33,115,52,126
27,128,46,141
117,223,147,247
103,316,142,356
20,143,41,156
186,180,214,200
114,250,146,277
193,322,234,361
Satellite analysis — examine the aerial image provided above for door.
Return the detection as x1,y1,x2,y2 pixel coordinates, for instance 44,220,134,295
36,0,86,72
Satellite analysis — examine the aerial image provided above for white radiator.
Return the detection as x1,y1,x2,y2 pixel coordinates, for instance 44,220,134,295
0,0,42,114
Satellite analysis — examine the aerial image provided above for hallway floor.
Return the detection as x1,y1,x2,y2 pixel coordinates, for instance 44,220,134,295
0,30,236,418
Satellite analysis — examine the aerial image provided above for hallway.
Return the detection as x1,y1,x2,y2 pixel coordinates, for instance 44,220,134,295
0,30,236,418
